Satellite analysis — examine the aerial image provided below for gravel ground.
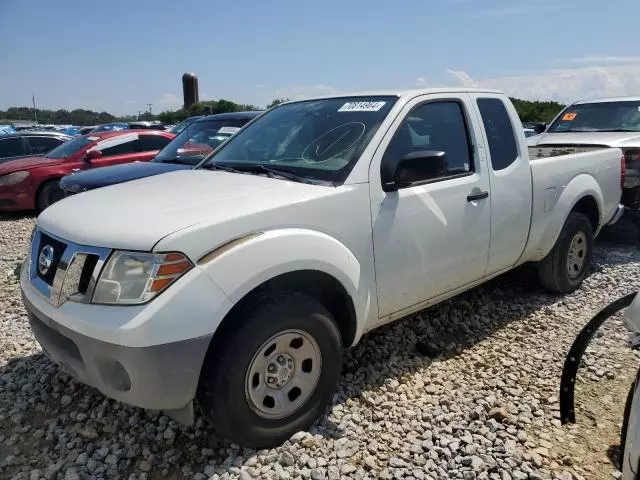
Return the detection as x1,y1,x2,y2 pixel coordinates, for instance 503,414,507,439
1,213,639,480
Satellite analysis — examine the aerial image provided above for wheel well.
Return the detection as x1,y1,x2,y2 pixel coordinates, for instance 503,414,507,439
571,196,599,233
211,270,357,350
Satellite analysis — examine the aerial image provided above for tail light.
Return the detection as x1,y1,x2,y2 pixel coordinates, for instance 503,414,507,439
621,154,626,189
622,148,640,188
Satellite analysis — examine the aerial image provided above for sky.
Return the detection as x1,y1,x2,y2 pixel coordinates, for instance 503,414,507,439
1,0,639,116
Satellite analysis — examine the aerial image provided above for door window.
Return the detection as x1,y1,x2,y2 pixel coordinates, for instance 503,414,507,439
477,98,519,171
0,137,26,158
139,134,171,151
381,101,474,182
28,136,64,155
95,134,141,157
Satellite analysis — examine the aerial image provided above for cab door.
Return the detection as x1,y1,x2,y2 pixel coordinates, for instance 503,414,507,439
369,94,492,320
468,94,532,274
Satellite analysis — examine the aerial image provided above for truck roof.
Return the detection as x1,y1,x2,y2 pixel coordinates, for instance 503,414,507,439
573,96,640,104
283,87,504,103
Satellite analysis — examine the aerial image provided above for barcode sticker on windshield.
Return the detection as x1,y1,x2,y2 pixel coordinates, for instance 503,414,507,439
338,101,386,112
218,126,241,134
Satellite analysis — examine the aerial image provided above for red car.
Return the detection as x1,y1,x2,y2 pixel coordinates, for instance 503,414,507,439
0,129,174,212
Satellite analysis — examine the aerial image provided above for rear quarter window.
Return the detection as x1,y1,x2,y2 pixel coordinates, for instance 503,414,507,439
477,98,519,171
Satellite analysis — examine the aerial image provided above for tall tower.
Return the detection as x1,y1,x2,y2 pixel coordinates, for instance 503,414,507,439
182,73,199,109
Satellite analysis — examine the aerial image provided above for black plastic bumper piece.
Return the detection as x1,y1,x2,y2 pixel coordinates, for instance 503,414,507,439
560,291,637,424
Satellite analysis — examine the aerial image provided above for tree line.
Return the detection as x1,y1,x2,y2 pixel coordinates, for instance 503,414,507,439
1,97,567,126
0,107,116,125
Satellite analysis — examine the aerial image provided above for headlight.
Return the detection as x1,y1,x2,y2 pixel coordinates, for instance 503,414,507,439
92,251,193,305
0,171,30,186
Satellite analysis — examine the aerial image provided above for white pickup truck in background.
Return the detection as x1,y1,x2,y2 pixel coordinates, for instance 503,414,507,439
21,88,623,447
527,96,640,212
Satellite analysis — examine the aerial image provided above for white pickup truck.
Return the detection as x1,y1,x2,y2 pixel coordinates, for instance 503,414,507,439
527,96,640,211
21,88,624,447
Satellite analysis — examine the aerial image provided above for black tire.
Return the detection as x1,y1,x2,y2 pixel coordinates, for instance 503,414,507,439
197,293,342,448
538,212,594,293
36,180,65,212
620,377,637,464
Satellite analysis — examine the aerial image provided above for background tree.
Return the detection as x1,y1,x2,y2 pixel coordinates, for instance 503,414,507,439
509,98,565,122
266,98,290,109
0,97,566,126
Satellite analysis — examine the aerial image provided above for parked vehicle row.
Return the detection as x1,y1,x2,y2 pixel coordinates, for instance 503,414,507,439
0,130,174,211
0,131,73,163
20,88,624,448
60,111,260,195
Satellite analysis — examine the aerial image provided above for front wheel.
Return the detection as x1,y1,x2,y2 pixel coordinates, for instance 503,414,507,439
36,180,65,212
197,293,342,448
538,212,594,293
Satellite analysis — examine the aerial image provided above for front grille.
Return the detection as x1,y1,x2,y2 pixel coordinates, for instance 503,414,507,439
29,228,111,308
79,255,99,294
37,233,67,285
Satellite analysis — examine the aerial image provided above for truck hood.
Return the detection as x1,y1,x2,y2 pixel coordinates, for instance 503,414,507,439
528,131,640,148
38,169,338,251
59,161,192,192
0,156,59,175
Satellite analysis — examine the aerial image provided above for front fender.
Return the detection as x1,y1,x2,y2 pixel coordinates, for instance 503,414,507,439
527,174,604,262
198,228,373,346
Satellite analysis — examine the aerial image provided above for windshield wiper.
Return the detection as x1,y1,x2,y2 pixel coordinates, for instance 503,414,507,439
201,163,246,174
202,162,330,185
253,165,316,184
158,158,195,165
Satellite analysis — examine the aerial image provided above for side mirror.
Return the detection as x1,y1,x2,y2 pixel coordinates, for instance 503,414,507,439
85,150,102,162
382,151,447,192
534,124,547,134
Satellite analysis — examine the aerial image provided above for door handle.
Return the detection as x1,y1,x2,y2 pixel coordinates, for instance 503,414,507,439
467,191,489,202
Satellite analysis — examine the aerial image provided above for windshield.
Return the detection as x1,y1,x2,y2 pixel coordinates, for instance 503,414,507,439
153,119,249,165
200,96,396,183
549,101,640,133
45,135,95,159
170,117,200,135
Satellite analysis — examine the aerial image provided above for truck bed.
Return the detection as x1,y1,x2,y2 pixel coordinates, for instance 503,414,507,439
528,145,608,160
521,147,622,262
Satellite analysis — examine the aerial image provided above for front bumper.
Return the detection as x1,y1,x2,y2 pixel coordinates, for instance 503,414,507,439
23,291,212,413
0,184,34,211
19,228,234,417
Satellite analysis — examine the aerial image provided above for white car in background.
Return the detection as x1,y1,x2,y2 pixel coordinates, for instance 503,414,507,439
527,96,640,212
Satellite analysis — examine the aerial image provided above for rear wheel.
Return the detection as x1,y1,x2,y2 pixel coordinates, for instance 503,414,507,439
197,293,342,448
538,212,594,293
36,180,65,212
